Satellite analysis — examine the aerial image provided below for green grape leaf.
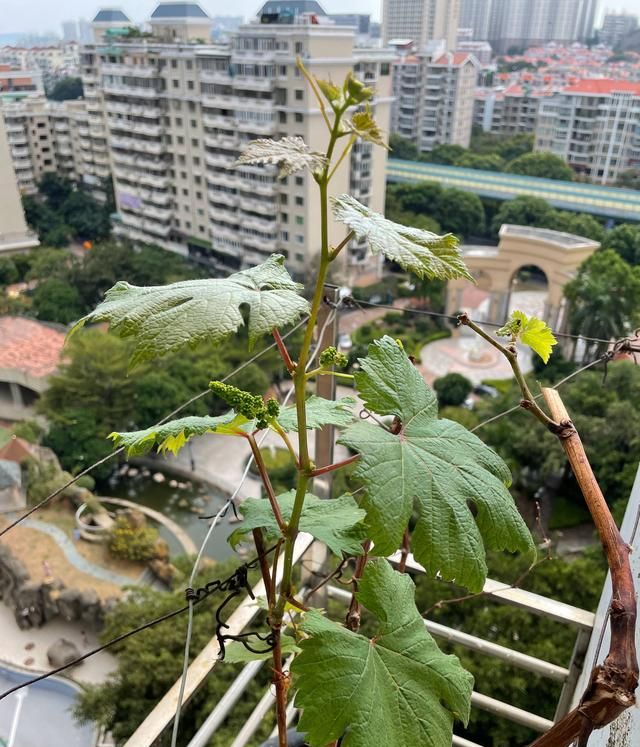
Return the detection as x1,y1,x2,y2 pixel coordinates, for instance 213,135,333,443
332,195,473,281
347,107,388,149
316,78,343,108
70,255,309,366
235,136,327,177
291,558,473,747
339,337,534,592
109,413,250,457
276,395,356,432
228,492,366,557
223,633,300,663
497,310,557,363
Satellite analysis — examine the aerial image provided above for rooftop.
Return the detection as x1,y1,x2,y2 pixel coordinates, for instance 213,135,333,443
500,224,600,249
432,52,474,66
563,78,640,95
93,8,131,23
150,2,210,19
0,436,37,464
0,317,65,379
258,1,326,17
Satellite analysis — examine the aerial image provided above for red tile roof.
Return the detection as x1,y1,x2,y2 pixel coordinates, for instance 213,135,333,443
563,78,640,95
0,316,65,379
0,436,36,464
433,52,472,66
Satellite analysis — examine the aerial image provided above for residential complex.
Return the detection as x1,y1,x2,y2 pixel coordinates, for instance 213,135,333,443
392,49,478,151
534,79,640,183
0,64,44,102
474,85,553,135
69,1,392,279
600,13,638,49
0,44,80,90
0,116,39,254
458,0,598,51
382,0,460,51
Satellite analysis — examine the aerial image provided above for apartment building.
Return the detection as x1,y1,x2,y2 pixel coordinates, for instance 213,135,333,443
78,1,392,279
600,13,638,49
0,117,39,254
1,98,104,195
0,44,80,89
0,65,44,102
535,79,640,184
458,0,598,51
382,0,460,51
474,84,553,135
392,50,478,152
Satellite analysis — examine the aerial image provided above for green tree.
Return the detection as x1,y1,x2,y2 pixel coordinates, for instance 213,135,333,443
544,211,605,243
31,277,84,324
506,152,574,181
615,169,640,190
428,143,466,165
564,250,640,350
62,190,111,241
435,188,486,237
389,133,420,160
491,195,553,236
47,76,83,101
433,373,473,406
0,257,18,286
454,152,506,172
25,248,71,281
38,173,74,210
601,224,640,265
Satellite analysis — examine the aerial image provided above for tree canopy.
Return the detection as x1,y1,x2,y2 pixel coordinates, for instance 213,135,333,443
47,76,83,101
506,152,575,181
433,373,473,406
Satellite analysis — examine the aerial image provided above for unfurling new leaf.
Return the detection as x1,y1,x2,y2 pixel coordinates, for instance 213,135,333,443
497,309,558,363
228,491,366,557
339,336,534,592
235,136,327,177
332,195,473,281
291,558,473,747
346,107,388,149
109,413,250,457
70,255,309,366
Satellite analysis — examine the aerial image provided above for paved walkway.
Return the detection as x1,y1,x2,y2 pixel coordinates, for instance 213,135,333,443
97,497,198,556
22,519,134,587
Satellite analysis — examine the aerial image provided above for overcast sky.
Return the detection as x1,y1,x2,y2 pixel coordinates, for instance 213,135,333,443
2,0,638,37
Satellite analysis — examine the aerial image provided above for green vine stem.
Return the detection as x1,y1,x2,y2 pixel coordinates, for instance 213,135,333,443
458,312,559,430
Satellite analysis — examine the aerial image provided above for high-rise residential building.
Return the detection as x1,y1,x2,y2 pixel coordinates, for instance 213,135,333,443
0,64,44,101
464,0,599,51
459,0,492,41
534,79,640,184
382,0,460,51
1,97,102,195
474,84,553,135
0,116,39,254
79,1,392,279
392,50,478,151
62,21,78,42
601,13,638,48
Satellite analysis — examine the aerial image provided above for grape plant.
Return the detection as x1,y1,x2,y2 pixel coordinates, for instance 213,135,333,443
72,65,637,747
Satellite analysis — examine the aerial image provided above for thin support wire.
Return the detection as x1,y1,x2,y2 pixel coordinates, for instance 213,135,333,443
170,307,337,746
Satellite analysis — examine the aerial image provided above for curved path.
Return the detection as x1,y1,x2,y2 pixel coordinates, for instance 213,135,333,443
22,519,134,587
98,496,198,556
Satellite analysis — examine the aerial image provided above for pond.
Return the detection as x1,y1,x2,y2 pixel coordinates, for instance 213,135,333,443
105,469,238,562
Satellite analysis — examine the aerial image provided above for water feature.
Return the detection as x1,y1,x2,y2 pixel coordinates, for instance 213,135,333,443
104,469,237,561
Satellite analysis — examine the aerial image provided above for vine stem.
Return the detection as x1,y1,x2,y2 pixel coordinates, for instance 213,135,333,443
458,312,558,430
309,454,359,477
272,328,295,373
529,389,638,747
245,434,286,532
346,540,371,632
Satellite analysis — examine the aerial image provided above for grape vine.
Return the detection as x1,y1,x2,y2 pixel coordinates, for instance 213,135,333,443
74,63,637,747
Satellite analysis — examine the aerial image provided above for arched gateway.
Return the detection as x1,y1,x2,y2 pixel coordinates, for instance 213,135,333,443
446,224,600,331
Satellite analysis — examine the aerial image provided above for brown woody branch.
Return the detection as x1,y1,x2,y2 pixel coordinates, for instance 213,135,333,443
529,389,638,747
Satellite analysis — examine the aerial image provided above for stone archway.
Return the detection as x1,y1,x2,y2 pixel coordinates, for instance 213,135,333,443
507,264,549,320
446,224,600,331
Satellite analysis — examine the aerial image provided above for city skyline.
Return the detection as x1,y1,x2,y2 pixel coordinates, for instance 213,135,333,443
3,0,640,36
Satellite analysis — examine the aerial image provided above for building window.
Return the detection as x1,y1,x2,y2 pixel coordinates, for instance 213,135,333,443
281,230,289,241
181,170,187,178
295,42,303,54
196,192,202,200
279,65,286,76
199,225,205,232
295,216,304,225
194,175,202,184
191,119,197,127
295,176,303,186
295,196,303,206
182,188,189,196
295,252,304,262
188,80,194,90
178,154,186,164
193,156,200,166
186,221,191,229
279,111,287,123
380,63,390,76
173,79,179,88
296,234,304,244
186,60,193,70
171,59,177,68
295,89,303,101
294,113,303,123
280,194,288,205
177,135,184,144
176,117,183,126
281,212,288,223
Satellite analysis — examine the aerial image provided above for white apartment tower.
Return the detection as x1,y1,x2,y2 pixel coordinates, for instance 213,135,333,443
382,0,460,51
534,79,640,184
80,2,393,279
392,51,478,152
0,116,39,254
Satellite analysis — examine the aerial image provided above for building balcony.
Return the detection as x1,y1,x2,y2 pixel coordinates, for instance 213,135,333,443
203,114,232,129
110,136,163,156
242,214,277,233
130,105,163,119
11,147,30,159
209,205,238,224
233,76,274,92
139,173,170,189
204,134,239,150
199,69,233,84
7,134,27,146
201,93,236,108
242,233,277,252
207,171,241,189
103,82,160,99
238,196,276,215
207,190,238,207
143,204,173,221
13,158,32,170
235,118,276,135
205,152,236,169
5,123,24,135
102,63,158,78
105,101,131,115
